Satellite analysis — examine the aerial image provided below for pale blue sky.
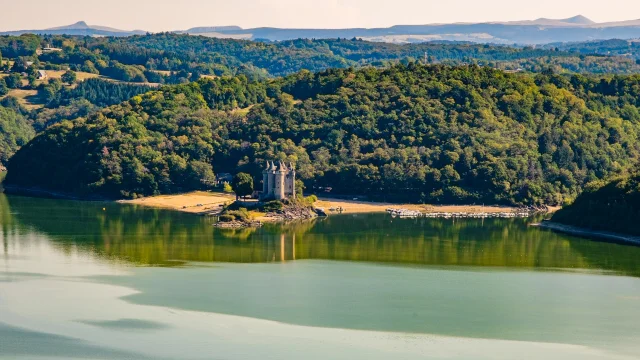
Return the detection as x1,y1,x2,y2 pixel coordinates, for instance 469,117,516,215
1,0,639,31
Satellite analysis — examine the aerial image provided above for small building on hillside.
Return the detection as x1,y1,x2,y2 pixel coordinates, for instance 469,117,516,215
215,173,233,185
37,45,62,55
37,70,47,80
261,161,296,201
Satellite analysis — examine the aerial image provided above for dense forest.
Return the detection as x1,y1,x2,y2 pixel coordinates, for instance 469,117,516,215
4,33,640,83
552,169,640,236
5,64,640,205
0,74,156,135
549,39,640,60
0,106,35,165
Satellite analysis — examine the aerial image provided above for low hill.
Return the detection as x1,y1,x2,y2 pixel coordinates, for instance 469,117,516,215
5,65,640,204
0,21,145,37
552,171,640,236
560,15,596,25
503,15,596,27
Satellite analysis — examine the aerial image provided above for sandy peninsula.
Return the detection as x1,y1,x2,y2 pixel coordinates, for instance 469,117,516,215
119,191,557,216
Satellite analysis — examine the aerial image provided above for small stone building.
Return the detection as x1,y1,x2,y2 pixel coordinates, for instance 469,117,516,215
261,161,296,200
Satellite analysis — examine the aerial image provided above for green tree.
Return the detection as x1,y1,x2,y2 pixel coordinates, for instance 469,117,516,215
27,74,37,89
186,160,215,189
0,107,35,165
295,179,305,197
232,173,254,200
61,70,77,84
82,60,99,74
5,73,21,89
0,78,7,96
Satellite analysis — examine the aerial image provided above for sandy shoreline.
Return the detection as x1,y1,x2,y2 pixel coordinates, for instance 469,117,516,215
119,191,557,216
316,197,560,214
118,191,236,214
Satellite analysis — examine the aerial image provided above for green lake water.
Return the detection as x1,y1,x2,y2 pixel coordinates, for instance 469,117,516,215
1,191,640,359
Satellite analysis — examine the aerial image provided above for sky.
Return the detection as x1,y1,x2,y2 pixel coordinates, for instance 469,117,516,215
1,0,639,31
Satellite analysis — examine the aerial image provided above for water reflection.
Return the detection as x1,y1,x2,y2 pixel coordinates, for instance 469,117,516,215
2,193,640,276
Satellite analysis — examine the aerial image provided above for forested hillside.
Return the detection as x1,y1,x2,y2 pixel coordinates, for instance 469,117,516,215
552,170,640,236
4,33,640,84
5,64,640,204
0,106,35,165
550,39,640,60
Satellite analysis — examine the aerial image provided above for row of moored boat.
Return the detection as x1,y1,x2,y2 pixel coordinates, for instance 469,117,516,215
386,208,534,219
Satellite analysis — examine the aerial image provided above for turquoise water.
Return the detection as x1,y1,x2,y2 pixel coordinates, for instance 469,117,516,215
1,193,640,359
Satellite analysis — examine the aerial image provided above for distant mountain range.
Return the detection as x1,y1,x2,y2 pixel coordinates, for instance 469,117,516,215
3,16,640,44
0,21,146,37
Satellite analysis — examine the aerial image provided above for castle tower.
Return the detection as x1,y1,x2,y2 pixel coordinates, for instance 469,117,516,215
286,162,296,197
262,161,271,196
274,161,286,200
268,160,277,198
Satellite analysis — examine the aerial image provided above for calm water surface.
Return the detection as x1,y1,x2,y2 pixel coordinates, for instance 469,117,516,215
1,192,640,360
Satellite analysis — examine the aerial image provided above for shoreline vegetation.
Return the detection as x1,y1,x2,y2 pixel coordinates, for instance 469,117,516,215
120,191,558,226
534,221,640,247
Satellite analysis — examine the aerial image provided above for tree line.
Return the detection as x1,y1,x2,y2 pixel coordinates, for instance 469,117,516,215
552,168,640,236
4,33,640,86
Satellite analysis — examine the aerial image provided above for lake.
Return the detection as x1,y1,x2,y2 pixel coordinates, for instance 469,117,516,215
1,192,640,360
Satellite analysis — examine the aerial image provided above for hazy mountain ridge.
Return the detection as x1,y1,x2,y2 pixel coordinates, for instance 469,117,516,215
1,21,146,37
2,16,640,44
497,15,596,26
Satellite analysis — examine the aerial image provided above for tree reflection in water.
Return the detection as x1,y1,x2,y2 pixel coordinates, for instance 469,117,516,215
3,193,640,277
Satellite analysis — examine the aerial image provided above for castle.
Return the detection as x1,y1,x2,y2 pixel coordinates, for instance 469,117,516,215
261,161,296,200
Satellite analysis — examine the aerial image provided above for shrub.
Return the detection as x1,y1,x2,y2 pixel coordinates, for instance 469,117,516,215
219,214,235,222
225,208,249,221
261,200,284,212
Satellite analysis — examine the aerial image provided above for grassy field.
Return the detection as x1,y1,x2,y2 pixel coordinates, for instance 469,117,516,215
230,105,254,116
43,70,100,82
1,89,42,110
151,70,172,76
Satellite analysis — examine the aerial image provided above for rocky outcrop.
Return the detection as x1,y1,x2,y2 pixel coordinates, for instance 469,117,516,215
263,204,318,221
